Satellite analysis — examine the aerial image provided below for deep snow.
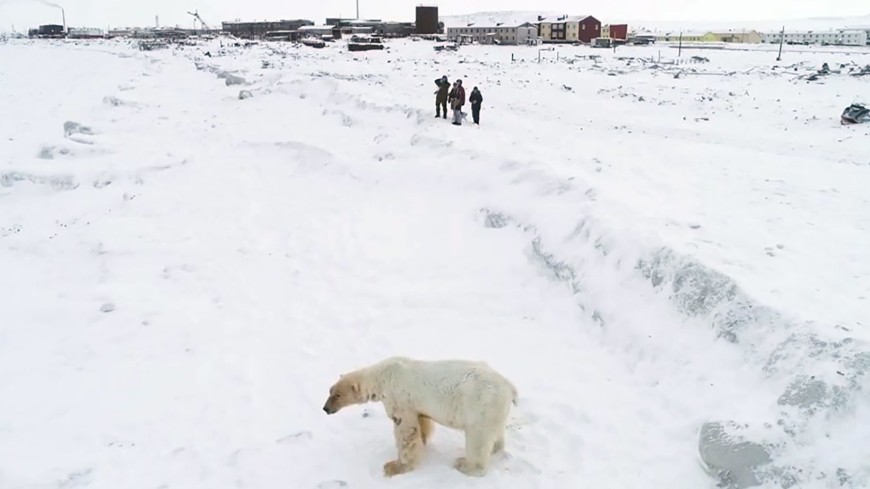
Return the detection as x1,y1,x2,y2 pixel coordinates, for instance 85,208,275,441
0,37,868,489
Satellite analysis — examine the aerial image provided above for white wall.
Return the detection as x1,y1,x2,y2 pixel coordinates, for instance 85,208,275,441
763,29,868,46
446,25,537,45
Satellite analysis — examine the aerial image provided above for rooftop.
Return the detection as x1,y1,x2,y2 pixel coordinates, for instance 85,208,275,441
538,15,591,23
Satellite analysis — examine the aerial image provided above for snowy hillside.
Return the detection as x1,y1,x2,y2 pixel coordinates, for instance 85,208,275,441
441,11,559,27
442,10,870,33
630,14,870,34
1,37,869,489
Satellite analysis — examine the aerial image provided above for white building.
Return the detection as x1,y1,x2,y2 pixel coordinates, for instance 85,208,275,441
446,22,538,45
762,29,869,46
68,27,104,39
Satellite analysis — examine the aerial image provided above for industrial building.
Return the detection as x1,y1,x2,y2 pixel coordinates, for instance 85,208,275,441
67,27,104,39
322,18,414,37
298,25,342,39
762,29,869,46
415,6,439,35
221,19,314,39
446,23,538,45
28,24,65,38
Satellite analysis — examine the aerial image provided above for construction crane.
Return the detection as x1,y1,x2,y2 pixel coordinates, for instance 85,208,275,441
187,10,210,31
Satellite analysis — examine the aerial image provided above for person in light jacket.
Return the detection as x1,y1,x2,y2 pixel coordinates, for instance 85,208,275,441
448,79,466,126
469,87,483,125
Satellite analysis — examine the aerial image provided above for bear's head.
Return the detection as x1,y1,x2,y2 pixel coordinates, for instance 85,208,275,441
323,373,368,415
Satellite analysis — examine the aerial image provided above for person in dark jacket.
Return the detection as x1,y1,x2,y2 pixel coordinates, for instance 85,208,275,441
434,76,450,118
469,87,483,125
448,79,466,126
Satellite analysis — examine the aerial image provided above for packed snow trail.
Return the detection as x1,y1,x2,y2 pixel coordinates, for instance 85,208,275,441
1,40,867,489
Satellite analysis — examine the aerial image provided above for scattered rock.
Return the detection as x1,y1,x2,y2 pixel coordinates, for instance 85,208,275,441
100,303,116,313
238,90,253,100
698,421,773,489
225,74,246,86
63,121,94,137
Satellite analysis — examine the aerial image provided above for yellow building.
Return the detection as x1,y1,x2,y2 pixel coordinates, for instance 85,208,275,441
710,30,762,43
656,31,718,43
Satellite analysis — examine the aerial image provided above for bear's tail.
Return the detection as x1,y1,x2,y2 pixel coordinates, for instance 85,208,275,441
510,382,519,406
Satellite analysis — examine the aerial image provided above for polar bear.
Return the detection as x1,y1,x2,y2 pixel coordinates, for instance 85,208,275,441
322,356,518,477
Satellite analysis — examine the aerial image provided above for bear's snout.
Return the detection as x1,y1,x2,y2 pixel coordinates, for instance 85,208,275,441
323,399,336,414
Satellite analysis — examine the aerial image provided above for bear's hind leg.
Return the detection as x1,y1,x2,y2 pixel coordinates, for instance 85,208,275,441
454,427,496,477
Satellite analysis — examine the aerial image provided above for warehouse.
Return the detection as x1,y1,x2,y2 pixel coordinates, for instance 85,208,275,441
221,19,314,39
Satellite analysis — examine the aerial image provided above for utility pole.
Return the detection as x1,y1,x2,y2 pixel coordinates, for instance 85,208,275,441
776,25,784,61
356,0,360,19
678,31,683,57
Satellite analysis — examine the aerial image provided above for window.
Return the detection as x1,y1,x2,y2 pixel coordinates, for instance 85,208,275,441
582,24,585,30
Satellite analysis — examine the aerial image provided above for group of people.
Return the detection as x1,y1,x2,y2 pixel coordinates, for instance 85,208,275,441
434,76,483,126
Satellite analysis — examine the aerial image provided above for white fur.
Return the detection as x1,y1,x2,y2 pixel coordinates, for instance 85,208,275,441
332,356,518,477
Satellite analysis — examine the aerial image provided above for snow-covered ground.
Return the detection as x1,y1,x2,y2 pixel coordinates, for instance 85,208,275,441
1,37,868,489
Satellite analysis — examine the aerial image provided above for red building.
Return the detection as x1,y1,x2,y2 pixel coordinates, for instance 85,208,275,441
608,23,628,40
576,15,601,43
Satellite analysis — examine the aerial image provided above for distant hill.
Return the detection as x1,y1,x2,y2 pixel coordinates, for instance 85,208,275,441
441,11,560,28
442,10,870,34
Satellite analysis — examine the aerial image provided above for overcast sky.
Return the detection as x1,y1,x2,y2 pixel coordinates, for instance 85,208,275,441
1,0,868,31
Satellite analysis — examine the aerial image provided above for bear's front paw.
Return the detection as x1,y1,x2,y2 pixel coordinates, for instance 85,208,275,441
454,457,486,477
383,460,407,477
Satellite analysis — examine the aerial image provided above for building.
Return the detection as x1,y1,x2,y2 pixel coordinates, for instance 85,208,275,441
762,29,869,46
221,19,313,39
602,24,628,40
537,15,601,43
298,25,341,39
28,24,65,38
446,23,538,45
263,30,301,42
415,5,439,34
323,18,412,37
107,28,133,38
67,27,104,39
656,31,718,43
710,30,762,43
378,22,415,38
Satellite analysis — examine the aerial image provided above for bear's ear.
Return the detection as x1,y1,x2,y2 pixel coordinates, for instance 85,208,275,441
351,383,360,395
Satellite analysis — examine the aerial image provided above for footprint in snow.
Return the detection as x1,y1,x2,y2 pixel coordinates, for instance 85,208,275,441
277,431,313,444
317,481,347,489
